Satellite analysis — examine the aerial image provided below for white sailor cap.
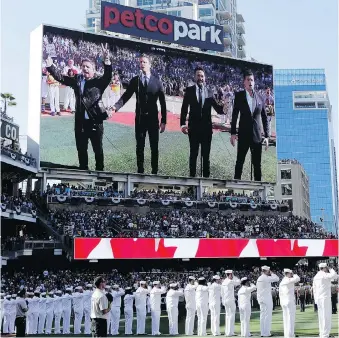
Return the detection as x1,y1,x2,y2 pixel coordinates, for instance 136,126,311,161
225,270,233,274
105,285,111,289
261,265,270,271
140,281,147,285
86,284,93,288
198,277,205,281
153,281,160,285
34,290,41,294
6,295,11,299
125,287,132,290
75,286,82,291
12,294,17,298
49,291,54,295
188,276,196,280
241,277,248,282
0,293,5,297
319,262,327,268
41,292,46,296
66,287,72,292
283,268,292,274
170,283,177,288
113,284,119,289
56,290,62,294
213,275,220,280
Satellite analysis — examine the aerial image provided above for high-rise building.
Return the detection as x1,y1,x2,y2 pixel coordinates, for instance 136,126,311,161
274,160,311,220
85,0,246,59
274,69,338,232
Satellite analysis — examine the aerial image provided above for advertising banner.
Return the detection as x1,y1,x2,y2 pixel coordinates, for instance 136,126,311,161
73,238,338,260
1,118,19,142
101,2,224,52
40,25,276,182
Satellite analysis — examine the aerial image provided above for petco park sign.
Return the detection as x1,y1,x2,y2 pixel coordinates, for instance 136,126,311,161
101,2,224,52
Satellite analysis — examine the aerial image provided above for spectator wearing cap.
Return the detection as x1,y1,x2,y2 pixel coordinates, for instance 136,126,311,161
37,292,47,334
313,263,338,338
83,284,93,335
184,276,197,336
73,286,84,334
256,265,279,337
238,277,256,337
166,283,184,335
196,277,209,336
15,289,28,337
53,290,63,334
91,276,111,337
110,284,125,335
279,269,300,338
150,281,167,335
135,281,150,335
124,287,135,335
208,275,222,336
221,269,240,337
45,291,55,335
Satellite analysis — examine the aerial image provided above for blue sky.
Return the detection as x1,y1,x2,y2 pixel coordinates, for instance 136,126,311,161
1,0,338,163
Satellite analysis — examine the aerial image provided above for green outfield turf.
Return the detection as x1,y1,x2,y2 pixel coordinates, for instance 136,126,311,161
40,116,277,182
21,306,338,337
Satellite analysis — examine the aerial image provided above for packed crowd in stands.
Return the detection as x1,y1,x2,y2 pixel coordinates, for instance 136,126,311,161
1,234,55,251
49,208,336,239
1,194,36,213
46,183,280,205
46,183,123,198
1,264,321,296
1,139,37,167
42,33,273,99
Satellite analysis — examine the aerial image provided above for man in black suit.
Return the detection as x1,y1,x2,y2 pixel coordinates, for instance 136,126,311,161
112,54,166,175
180,66,224,178
46,43,112,171
230,69,269,181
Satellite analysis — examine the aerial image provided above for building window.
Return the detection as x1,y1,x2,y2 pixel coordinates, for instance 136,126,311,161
294,102,316,109
199,8,213,17
281,184,292,196
283,199,293,211
137,0,153,5
167,10,182,16
281,169,292,180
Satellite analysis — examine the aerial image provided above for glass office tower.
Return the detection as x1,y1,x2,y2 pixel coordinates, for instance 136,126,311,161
274,69,337,232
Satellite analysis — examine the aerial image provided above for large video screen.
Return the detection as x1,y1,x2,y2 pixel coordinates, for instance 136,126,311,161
40,25,276,182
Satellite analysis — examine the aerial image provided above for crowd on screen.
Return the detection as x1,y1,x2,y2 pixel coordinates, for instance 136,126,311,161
48,208,336,239
42,33,273,106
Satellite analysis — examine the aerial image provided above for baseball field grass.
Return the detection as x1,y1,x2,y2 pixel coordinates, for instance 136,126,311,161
40,114,277,182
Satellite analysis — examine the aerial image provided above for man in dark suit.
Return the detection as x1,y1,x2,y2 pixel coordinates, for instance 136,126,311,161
112,54,166,175
230,69,269,181
46,43,112,171
180,66,224,178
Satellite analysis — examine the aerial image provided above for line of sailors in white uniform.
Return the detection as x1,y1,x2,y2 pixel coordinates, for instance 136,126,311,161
1,262,337,338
